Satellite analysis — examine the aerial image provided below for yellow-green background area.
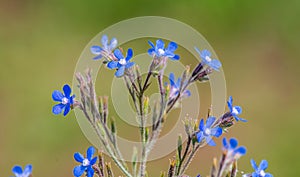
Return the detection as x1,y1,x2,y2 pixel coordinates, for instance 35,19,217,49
1,0,299,176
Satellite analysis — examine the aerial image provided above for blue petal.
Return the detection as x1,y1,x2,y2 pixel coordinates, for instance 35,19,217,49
170,54,180,60
252,173,259,177
148,40,155,49
52,104,65,115
169,73,176,86
74,152,84,163
265,173,273,177
87,146,95,160
156,39,165,50
23,164,32,176
259,160,269,171
251,159,258,170
114,49,124,60
125,48,133,61
12,165,23,175
200,49,211,59
235,116,247,122
234,146,247,155
196,132,204,142
199,119,204,131
101,35,108,47
148,48,155,56
63,84,71,98
90,46,103,55
206,117,216,128
70,95,75,104
73,165,85,177
107,61,119,69
115,65,125,77
109,38,118,50
211,127,222,137
125,62,135,69
63,104,71,116
222,138,228,149
229,138,238,149
233,106,242,114
93,54,103,60
210,59,222,71
86,166,95,177
183,90,191,97
227,96,233,111
206,136,216,146
166,41,178,52
52,90,64,102
194,47,201,55
90,157,98,165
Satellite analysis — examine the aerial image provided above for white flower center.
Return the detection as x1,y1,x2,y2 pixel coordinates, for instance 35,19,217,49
204,128,211,135
232,107,239,115
158,49,165,55
259,170,266,176
119,58,126,65
62,97,69,104
205,56,212,62
82,158,90,166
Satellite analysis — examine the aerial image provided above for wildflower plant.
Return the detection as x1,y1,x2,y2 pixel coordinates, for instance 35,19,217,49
10,17,273,177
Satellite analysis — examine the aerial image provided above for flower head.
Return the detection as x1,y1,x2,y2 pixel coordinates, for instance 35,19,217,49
52,84,75,116
222,137,246,160
227,96,247,122
148,39,180,60
196,117,222,146
250,159,273,177
73,146,98,177
107,48,135,77
168,72,191,100
195,48,221,71
12,164,32,177
90,35,118,60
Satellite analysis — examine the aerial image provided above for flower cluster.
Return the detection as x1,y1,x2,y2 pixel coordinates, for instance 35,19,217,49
44,35,274,177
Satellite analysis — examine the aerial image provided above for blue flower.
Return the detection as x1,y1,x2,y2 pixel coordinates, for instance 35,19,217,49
90,35,117,60
12,164,32,177
227,96,247,122
195,48,221,71
148,39,180,60
52,84,75,116
250,159,273,177
107,48,135,77
222,137,246,160
73,146,98,177
196,117,222,146
168,73,191,99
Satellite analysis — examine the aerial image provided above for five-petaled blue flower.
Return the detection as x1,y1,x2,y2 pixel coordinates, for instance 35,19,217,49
148,39,180,60
12,164,32,177
169,72,191,99
73,146,98,177
250,159,273,177
90,35,118,60
195,48,221,71
227,96,247,122
52,84,75,116
222,137,246,160
107,48,135,77
196,116,222,146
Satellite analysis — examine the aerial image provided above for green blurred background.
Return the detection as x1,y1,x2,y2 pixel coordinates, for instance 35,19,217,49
1,0,300,176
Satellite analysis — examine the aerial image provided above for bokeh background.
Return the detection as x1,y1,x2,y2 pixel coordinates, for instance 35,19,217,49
1,0,300,176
